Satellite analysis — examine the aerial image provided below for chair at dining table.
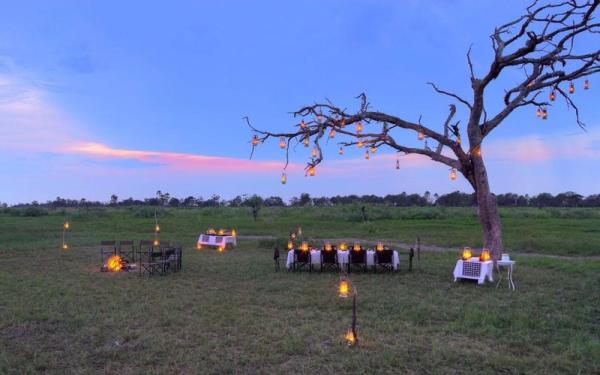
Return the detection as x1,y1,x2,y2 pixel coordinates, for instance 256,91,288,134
374,249,395,272
348,246,367,273
293,248,312,272
320,245,339,272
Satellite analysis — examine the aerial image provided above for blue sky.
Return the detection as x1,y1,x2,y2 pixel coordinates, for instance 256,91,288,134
0,1,599,204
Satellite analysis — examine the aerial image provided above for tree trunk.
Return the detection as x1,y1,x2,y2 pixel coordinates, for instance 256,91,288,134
469,156,503,260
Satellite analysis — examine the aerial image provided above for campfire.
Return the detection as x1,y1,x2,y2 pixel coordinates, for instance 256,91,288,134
101,254,133,272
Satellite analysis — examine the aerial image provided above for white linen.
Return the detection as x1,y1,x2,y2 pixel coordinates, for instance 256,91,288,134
453,258,494,284
197,234,237,247
286,249,400,270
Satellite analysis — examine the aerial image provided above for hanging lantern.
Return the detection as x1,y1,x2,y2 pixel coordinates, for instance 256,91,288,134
345,329,356,346
542,108,548,120
584,79,590,90
450,168,457,181
549,90,556,101
417,130,425,141
155,224,160,233
357,139,364,148
395,158,400,170
63,221,70,230
338,146,344,155
353,242,361,251
281,172,287,185
456,137,461,145
311,147,318,158
479,248,491,262
339,243,348,251
287,240,294,250
279,137,287,149
324,242,332,251
341,118,346,127
569,81,575,94
376,242,384,251
364,150,370,160
339,280,349,298
536,107,543,118
461,247,472,260
308,166,316,176
316,112,324,123
473,146,482,157
303,136,309,147
301,241,309,252
251,135,259,146
370,145,377,153
329,129,336,138
356,122,363,133
300,120,306,130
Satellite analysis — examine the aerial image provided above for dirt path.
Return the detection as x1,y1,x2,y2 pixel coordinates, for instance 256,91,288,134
237,235,600,260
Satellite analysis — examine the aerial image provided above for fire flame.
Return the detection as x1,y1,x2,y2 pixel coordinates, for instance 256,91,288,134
345,329,356,346
107,255,123,272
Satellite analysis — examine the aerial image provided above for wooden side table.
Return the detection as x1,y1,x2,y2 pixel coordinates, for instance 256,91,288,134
496,260,516,290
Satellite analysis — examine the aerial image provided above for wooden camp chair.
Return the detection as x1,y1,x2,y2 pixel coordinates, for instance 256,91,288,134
293,249,311,272
118,240,135,263
320,245,339,272
100,240,116,269
375,249,395,272
348,246,367,273
138,240,162,276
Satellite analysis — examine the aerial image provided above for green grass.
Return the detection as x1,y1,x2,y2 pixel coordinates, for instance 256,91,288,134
0,207,599,373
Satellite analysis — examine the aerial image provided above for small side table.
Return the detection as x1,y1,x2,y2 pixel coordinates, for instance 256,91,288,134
496,260,516,290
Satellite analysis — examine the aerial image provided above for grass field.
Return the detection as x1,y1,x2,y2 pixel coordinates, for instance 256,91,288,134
1,206,599,373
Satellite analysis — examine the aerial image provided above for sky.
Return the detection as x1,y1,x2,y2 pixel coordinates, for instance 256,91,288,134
0,0,599,204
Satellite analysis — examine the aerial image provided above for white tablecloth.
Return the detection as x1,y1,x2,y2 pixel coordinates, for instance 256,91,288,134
197,234,237,247
286,249,399,270
453,258,494,284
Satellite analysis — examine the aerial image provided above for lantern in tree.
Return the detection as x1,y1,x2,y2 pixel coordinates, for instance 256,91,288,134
356,122,363,133
339,243,348,251
584,79,590,90
370,145,377,153
287,240,294,250
251,135,259,146
479,249,491,261
357,139,364,148
473,146,482,157
461,247,472,260
63,221,70,230
417,130,425,140
300,119,306,130
324,242,332,251
376,242,384,251
339,279,349,298
338,146,344,155
311,147,318,158
301,241,309,252
279,137,287,149
450,168,457,181
395,158,400,170
308,166,316,176
549,90,556,101
536,107,543,118
364,150,370,160
569,81,575,94
281,172,287,185
329,129,336,138
353,242,361,251
542,107,548,120
303,136,309,147
341,118,346,127
316,112,324,123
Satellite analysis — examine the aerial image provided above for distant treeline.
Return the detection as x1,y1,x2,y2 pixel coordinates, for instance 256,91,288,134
5,190,600,209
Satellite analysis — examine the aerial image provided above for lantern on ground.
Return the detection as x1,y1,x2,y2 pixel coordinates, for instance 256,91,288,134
549,90,556,101
345,329,356,346
339,279,349,298
450,168,457,181
338,147,344,155
339,243,348,251
356,122,363,133
251,135,259,146
364,150,370,160
311,147,318,158
281,172,287,185
353,242,361,251
287,240,294,250
324,242,332,251
584,79,590,90
329,129,336,138
569,81,575,94
301,241,309,252
62,243,69,251
308,166,316,176
461,247,472,260
376,242,384,251
279,137,287,149
480,249,491,261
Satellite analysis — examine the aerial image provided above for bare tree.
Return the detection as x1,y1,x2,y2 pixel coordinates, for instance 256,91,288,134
247,1,599,259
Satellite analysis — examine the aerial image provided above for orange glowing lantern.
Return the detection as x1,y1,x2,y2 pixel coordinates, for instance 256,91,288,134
473,146,482,157
62,243,69,250
338,147,344,155
324,242,332,251
345,329,356,346
461,247,472,260
357,139,364,148
231,229,237,237
63,221,70,230
300,119,306,129
364,150,370,160
356,122,363,133
251,135,259,146
218,229,225,235
569,81,575,94
107,255,123,272
301,241,309,252
281,172,287,185
196,243,202,250
376,242,384,251
339,280,349,298
341,118,346,127
279,137,287,149
308,166,316,176
311,147,318,158
207,228,216,235
370,145,377,153
329,129,336,138
303,136,309,147
153,239,159,246
479,249,491,262
287,240,294,250
536,107,543,118
542,108,548,120
353,242,361,251
450,168,457,181
418,130,425,140
218,246,225,252
549,90,556,101
155,224,160,233
584,79,590,90
339,242,348,251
